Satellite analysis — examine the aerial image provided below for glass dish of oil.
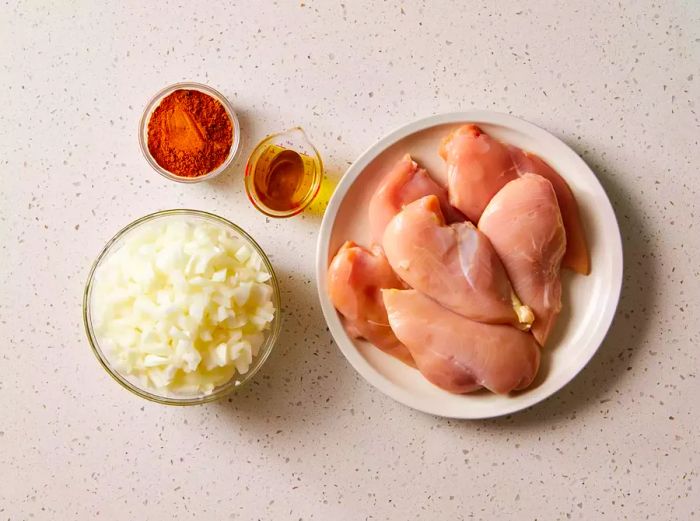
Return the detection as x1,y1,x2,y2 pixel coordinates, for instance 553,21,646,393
245,127,323,218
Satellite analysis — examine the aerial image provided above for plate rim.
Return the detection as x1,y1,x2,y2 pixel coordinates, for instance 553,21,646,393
315,110,623,419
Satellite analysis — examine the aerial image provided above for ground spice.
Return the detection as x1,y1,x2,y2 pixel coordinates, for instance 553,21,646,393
147,89,233,178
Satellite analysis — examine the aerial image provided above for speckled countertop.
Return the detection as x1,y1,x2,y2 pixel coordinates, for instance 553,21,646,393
1,1,698,519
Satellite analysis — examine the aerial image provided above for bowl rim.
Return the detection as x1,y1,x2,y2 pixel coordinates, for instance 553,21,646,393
138,82,241,183
83,209,282,405
315,110,624,419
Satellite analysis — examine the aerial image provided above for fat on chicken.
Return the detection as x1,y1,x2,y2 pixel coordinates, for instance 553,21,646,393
327,241,414,366
368,154,463,245
383,289,540,394
479,174,566,346
382,195,533,328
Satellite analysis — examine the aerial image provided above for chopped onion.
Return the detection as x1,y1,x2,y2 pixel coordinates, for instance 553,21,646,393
91,217,276,396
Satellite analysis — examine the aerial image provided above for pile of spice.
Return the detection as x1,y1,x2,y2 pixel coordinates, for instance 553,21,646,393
147,89,233,178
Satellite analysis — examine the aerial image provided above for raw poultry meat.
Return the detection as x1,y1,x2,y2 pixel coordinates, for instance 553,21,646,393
382,195,533,328
383,289,540,394
479,174,566,346
326,123,591,395
368,153,463,245
439,124,519,223
508,146,590,274
327,241,414,366
440,124,589,274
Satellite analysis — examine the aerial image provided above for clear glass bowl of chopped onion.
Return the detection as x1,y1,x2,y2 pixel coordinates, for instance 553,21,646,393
83,209,281,405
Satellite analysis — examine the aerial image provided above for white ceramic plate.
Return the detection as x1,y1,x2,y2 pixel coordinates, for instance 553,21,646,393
315,111,623,419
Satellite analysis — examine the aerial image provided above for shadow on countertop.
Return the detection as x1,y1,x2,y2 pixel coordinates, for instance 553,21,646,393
475,135,659,430
211,262,352,434
208,111,350,435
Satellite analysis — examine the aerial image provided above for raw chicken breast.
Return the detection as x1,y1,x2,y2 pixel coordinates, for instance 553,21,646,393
383,289,540,394
479,174,566,346
508,146,590,274
439,124,519,223
382,195,533,328
327,241,414,366
368,154,463,245
440,124,589,274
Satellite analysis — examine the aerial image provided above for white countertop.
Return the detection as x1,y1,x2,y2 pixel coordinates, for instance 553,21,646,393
1,1,698,519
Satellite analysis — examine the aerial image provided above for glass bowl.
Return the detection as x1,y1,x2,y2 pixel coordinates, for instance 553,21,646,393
83,209,282,405
139,82,241,183
245,127,323,217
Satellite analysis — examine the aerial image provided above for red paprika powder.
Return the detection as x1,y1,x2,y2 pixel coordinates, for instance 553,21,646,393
147,89,233,178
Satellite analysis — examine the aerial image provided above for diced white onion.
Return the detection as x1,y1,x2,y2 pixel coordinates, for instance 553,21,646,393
91,217,276,397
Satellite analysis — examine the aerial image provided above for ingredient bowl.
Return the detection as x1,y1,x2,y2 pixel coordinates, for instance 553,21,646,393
316,111,623,419
245,127,323,217
83,209,281,405
139,82,241,183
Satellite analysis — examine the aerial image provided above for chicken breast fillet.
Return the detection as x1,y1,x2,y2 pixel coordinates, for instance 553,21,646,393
479,174,566,346
441,124,589,274
368,154,463,245
383,289,540,394
327,241,414,365
508,146,589,274
382,195,532,328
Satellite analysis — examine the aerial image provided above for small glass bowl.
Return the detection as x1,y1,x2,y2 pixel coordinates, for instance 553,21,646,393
245,127,323,217
83,209,282,405
139,82,241,183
